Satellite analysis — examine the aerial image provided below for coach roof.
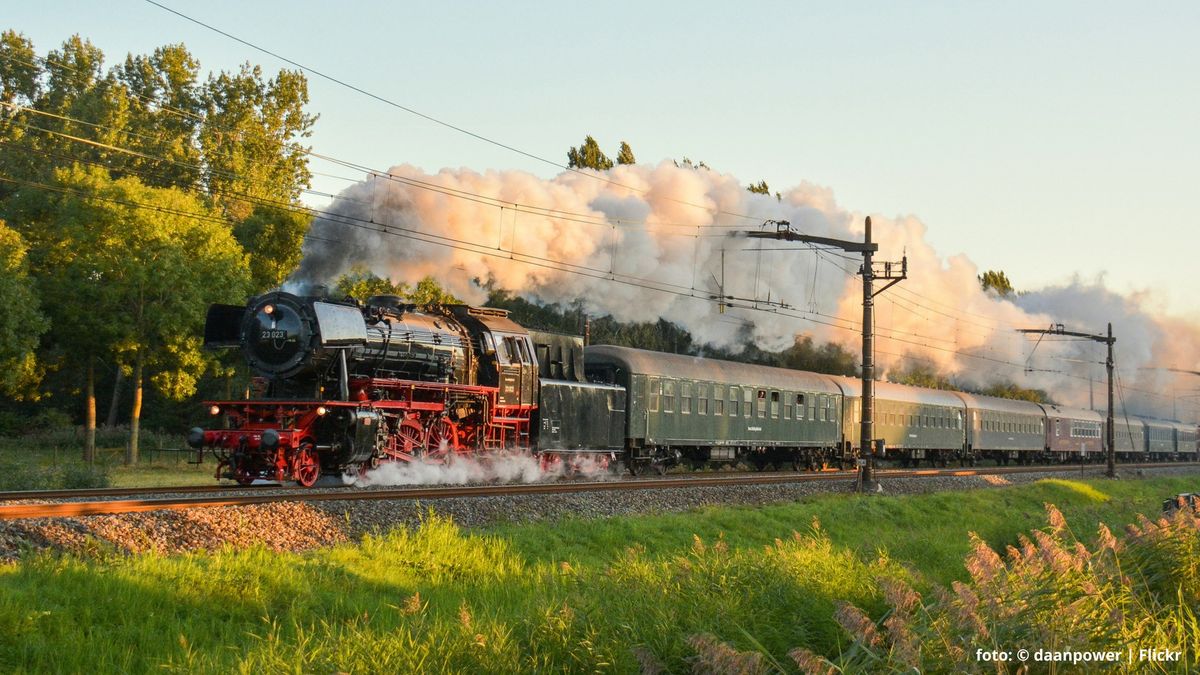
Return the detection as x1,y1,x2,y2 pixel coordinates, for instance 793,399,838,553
585,345,841,394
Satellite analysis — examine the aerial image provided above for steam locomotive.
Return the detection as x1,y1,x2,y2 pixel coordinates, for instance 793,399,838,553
189,290,1199,486
189,290,623,485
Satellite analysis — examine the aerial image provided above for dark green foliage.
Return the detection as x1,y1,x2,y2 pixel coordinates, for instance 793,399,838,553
0,31,40,106
747,179,770,195
485,290,860,375
979,380,1053,404
234,205,312,292
615,141,636,165
889,361,955,389
200,63,316,221
0,408,70,437
978,269,1014,296
0,32,313,461
674,157,710,170
0,222,47,398
334,268,459,305
565,135,613,171
483,290,587,334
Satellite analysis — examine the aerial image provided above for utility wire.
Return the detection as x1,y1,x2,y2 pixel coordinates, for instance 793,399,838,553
143,0,791,227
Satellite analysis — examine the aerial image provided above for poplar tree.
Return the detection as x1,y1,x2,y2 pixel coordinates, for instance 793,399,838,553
979,270,1014,296
616,141,636,165
566,135,614,170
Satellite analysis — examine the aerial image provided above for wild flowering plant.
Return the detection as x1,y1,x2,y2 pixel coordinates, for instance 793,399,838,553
783,502,1200,674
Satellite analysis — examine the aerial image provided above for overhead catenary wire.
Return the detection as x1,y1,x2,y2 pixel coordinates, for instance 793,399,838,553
10,43,1133,355
142,0,796,228
6,103,1188,406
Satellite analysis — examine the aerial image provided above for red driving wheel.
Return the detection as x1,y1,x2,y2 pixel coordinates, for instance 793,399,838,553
292,442,320,487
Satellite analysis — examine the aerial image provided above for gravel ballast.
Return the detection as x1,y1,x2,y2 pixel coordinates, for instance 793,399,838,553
1,465,1197,561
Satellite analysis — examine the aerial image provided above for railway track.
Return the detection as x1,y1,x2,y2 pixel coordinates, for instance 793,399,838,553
0,461,1195,522
0,483,318,501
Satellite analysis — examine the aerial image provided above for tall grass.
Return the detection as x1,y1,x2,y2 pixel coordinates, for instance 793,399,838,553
782,502,1200,673
1,476,1198,672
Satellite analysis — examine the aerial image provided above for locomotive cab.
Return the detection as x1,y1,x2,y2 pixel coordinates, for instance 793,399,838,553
446,306,538,408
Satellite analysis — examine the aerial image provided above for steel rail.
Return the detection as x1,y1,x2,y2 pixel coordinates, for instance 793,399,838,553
0,462,1195,522
0,483,318,501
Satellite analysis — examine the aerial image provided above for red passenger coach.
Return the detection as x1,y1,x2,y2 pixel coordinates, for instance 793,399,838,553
1041,405,1104,461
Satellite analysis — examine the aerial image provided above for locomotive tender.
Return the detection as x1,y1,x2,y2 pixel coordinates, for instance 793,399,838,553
188,292,1199,485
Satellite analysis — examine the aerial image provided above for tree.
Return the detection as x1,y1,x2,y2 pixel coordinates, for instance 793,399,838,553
566,135,613,171
616,141,636,165
889,362,954,389
410,276,460,305
674,157,710,170
0,34,318,454
980,381,1051,404
200,63,316,221
979,269,1014,297
116,44,204,189
0,221,47,400
747,180,770,195
0,31,40,108
234,204,312,292
37,167,250,463
334,266,409,302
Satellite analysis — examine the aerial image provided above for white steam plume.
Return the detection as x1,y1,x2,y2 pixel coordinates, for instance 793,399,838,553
293,161,1200,421
350,451,615,487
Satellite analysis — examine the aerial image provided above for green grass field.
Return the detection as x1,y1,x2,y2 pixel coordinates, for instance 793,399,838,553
0,474,1197,672
0,427,217,490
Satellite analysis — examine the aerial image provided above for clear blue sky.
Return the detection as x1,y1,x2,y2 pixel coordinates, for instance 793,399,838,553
8,1,1199,318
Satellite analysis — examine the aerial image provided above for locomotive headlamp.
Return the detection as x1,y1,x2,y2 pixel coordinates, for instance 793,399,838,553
209,405,221,416
263,304,275,315
316,406,328,416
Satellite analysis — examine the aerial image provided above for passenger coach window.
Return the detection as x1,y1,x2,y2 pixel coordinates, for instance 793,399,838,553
770,391,780,418
664,381,675,413
697,385,707,415
730,387,739,416
648,378,660,412
797,394,806,420
756,390,767,417
744,389,752,418
681,383,691,415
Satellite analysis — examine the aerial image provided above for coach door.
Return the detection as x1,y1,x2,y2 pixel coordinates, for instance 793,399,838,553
496,334,536,407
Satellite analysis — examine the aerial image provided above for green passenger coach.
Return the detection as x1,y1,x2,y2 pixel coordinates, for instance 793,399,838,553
584,345,844,473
